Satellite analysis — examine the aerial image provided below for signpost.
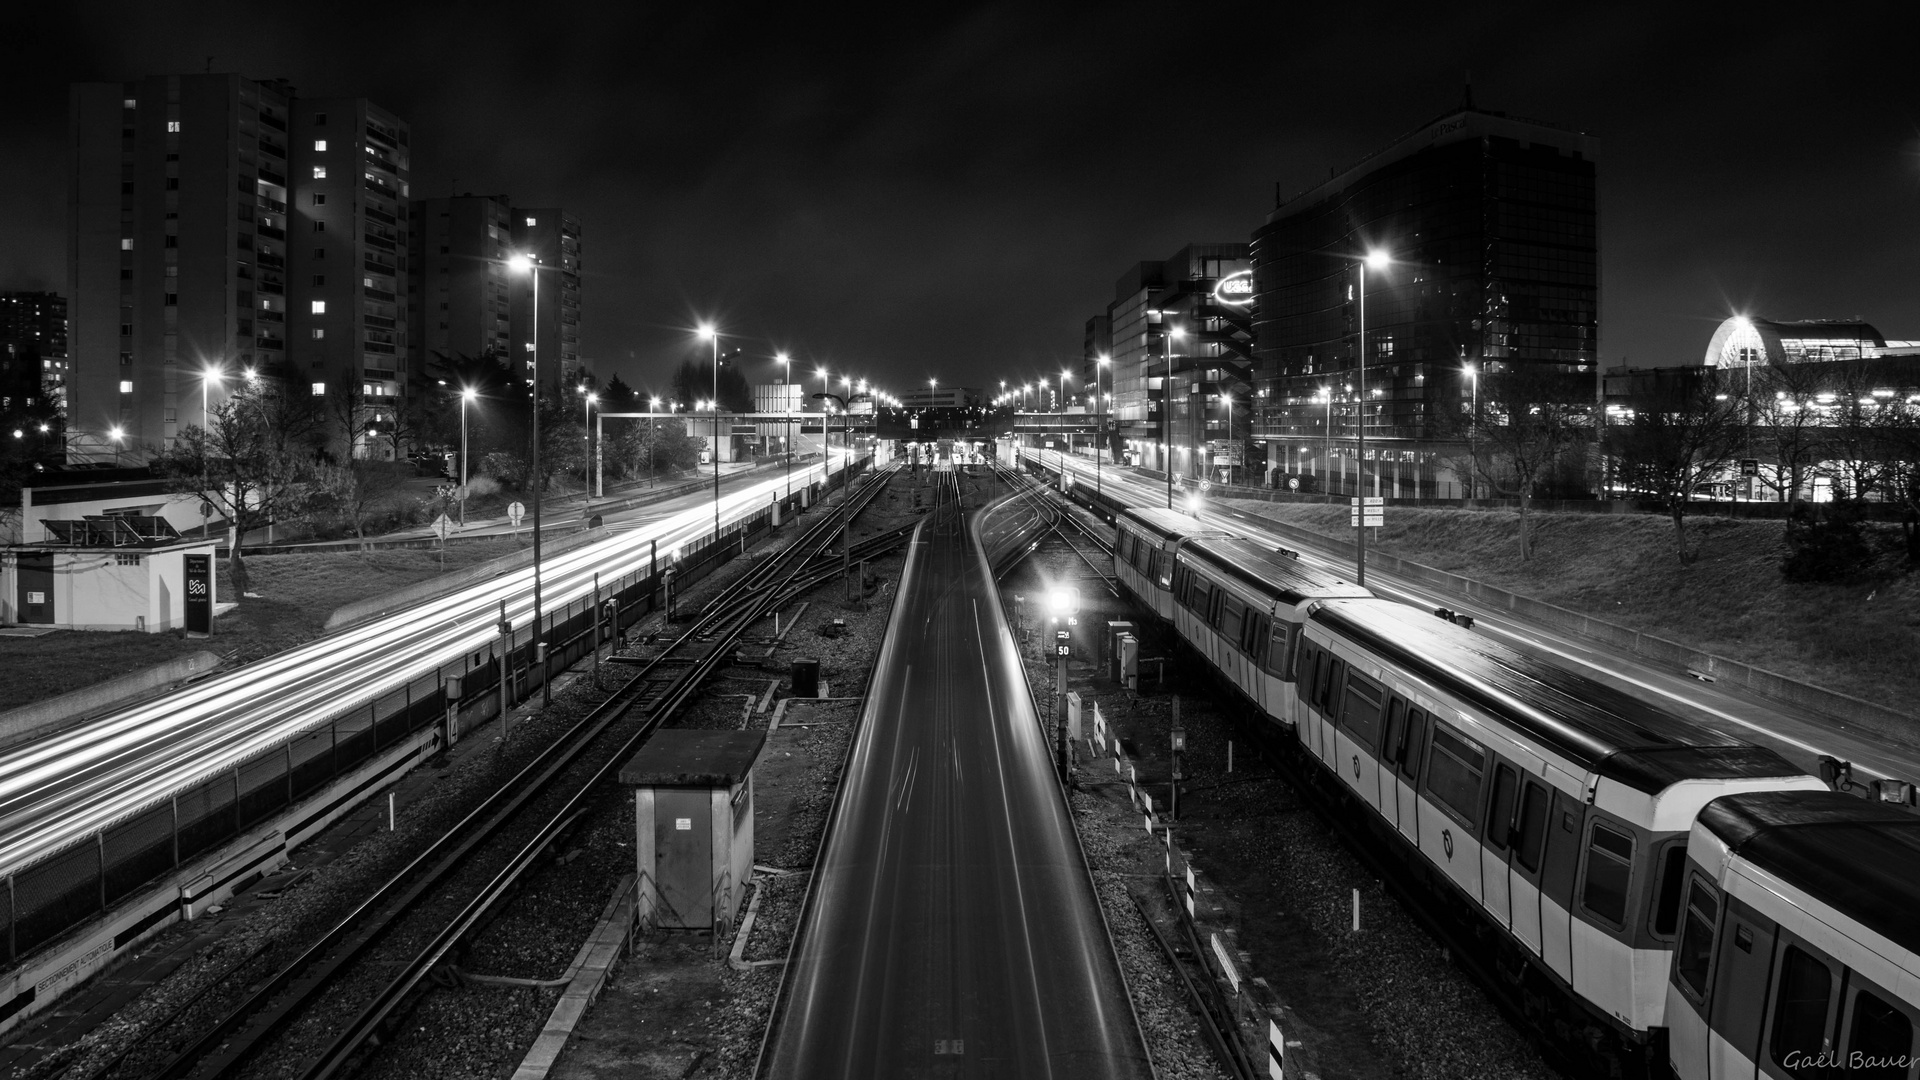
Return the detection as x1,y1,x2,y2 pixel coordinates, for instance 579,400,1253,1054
1350,496,1384,529
507,501,525,530
432,513,452,570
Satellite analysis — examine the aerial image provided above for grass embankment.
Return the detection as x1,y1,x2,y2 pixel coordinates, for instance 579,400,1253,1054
0,539,531,711
1235,503,1920,715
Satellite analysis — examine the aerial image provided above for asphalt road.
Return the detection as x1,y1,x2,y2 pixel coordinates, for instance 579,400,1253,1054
764,467,1151,1079
1032,449,1920,788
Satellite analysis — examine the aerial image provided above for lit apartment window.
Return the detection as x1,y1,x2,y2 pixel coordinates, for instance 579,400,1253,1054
311,300,326,314
167,120,180,132
119,380,133,393
313,166,326,179
123,98,136,108
313,139,327,151
525,216,536,226
312,329,325,339
312,382,326,396
121,238,133,250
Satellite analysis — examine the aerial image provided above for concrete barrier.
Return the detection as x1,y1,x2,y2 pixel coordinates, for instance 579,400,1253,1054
0,649,224,752
1225,511,1920,751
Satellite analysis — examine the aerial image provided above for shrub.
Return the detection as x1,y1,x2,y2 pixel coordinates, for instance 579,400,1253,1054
1781,502,1878,582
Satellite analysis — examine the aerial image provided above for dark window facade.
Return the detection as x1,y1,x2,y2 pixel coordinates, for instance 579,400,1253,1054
1250,112,1597,446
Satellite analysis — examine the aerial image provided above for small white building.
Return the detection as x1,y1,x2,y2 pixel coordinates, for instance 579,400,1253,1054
2,469,220,633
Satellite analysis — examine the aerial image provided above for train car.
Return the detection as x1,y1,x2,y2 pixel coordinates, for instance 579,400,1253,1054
1665,791,1920,1080
1112,507,1235,622
1293,597,1828,1061
1167,535,1369,723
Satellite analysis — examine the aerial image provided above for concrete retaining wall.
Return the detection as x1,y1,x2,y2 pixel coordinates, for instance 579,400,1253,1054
0,650,224,753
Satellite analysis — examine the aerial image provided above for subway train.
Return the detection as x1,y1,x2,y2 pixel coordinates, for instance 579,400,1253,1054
1111,506,1920,1076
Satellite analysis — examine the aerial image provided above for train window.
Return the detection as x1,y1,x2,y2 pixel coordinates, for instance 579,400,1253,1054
1485,765,1518,851
1268,624,1293,675
1770,945,1836,1079
1398,708,1428,781
1580,821,1635,929
1650,843,1689,938
1844,988,1914,1080
1381,700,1406,766
1425,725,1485,824
1243,614,1266,658
1156,551,1173,589
1219,596,1243,638
1340,674,1384,748
1672,877,1719,1000
1318,657,1347,715
1513,782,1549,872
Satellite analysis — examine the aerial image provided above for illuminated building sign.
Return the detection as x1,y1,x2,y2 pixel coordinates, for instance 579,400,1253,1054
1212,270,1254,307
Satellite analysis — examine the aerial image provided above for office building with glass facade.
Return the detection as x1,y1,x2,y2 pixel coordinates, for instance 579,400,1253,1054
1249,106,1597,496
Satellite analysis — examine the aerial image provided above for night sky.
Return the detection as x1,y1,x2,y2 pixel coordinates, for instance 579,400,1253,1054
3,2,1915,397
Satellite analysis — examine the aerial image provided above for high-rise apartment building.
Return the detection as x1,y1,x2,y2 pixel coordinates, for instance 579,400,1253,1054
408,194,514,387
1249,103,1596,496
287,98,412,454
510,209,583,391
67,74,410,462
0,291,69,414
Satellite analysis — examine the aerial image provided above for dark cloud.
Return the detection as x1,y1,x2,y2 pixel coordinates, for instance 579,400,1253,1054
3,1,1916,393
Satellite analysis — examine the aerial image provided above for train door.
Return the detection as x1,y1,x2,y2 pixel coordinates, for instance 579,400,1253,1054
1505,778,1553,958
1417,722,1485,902
1303,645,1345,768
1389,704,1428,845
1480,762,1520,929
1334,671,1385,813
1757,934,1843,1080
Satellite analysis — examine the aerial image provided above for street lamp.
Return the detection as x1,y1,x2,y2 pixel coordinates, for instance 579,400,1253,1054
1057,370,1072,472
648,396,663,486
1463,362,1478,500
507,251,549,695
776,352,793,502
1354,248,1390,587
1095,354,1109,499
1164,325,1184,509
816,367,830,474
200,366,223,430
581,388,598,513
459,386,478,526
697,323,721,540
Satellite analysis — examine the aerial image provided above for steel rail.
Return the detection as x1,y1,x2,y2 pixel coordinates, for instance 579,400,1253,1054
146,468,897,1080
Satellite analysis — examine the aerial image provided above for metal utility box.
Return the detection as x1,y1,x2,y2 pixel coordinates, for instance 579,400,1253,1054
619,730,765,934
1116,632,1139,691
791,658,821,698
1104,620,1135,671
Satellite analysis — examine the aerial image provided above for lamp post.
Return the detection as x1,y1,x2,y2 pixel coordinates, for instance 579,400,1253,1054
1095,354,1109,499
1321,385,1334,494
816,367,830,478
1164,325,1184,509
776,352,793,502
697,323,721,539
1463,362,1478,500
1354,249,1389,587
648,397,662,486
459,387,477,526
1057,370,1071,472
108,425,126,467
581,388,598,513
507,252,548,697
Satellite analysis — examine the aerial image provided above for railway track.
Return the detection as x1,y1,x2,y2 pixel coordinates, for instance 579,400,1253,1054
77,467,900,1080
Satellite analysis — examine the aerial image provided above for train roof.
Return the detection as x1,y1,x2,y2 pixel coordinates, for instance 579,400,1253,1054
1699,790,1920,957
1180,536,1373,605
1310,598,1804,793
1117,506,1234,541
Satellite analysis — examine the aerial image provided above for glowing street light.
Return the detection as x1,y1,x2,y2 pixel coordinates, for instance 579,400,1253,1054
1164,326,1185,509
459,386,478,526
507,251,552,697
696,322,722,538
1353,248,1390,586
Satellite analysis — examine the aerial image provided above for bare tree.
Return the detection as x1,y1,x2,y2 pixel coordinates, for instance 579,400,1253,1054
1471,365,1588,560
1604,367,1744,564
1750,362,1825,507
313,460,412,548
159,371,327,596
